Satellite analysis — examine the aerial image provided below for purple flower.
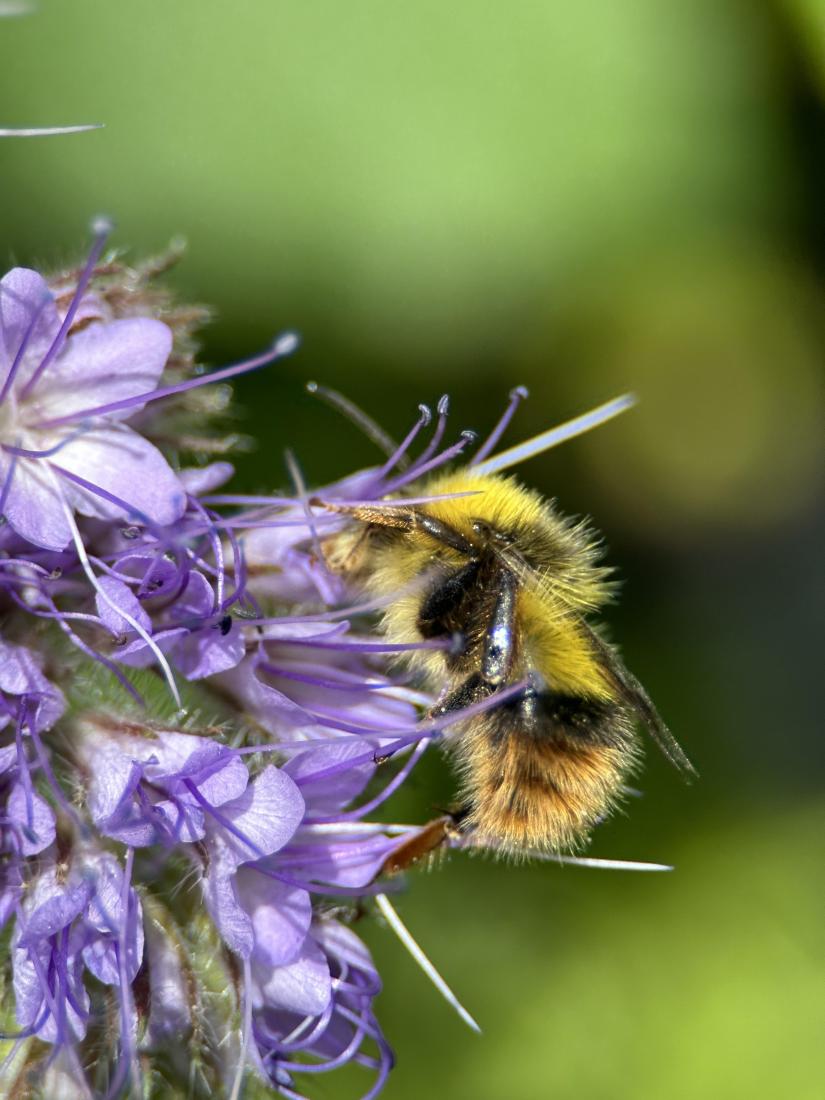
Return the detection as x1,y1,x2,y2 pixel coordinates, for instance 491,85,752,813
80,723,256,848
0,265,186,550
98,563,246,680
12,849,143,1047
253,918,392,1100
0,638,65,735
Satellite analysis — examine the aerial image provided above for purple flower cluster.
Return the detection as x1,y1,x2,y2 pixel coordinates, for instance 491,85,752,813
0,229,657,1098
0,230,493,1100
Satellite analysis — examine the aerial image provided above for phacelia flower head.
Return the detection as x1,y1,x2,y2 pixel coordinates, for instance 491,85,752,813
0,233,667,1100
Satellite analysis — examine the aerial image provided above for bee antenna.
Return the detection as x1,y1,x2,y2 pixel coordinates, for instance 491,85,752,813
472,394,637,476
470,385,529,465
375,893,482,1034
306,381,399,459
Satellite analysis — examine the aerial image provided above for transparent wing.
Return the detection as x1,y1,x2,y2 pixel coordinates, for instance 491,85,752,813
578,620,697,779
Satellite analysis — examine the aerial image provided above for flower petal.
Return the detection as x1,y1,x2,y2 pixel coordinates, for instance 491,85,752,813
0,268,60,394
234,870,312,968
8,784,56,856
28,317,172,421
258,936,331,1016
54,422,186,527
212,765,305,869
1,454,72,550
94,574,152,636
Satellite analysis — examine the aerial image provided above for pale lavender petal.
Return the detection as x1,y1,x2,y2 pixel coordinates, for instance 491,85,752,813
83,853,125,933
174,618,246,681
28,317,172,421
8,784,56,855
82,937,120,985
144,732,249,808
283,741,373,810
1,454,72,549
85,740,139,819
314,919,379,982
213,766,305,869
56,422,186,527
178,461,234,495
95,574,152,636
217,658,322,737
0,267,60,393
18,879,91,945
258,937,331,1016
234,870,312,967
291,834,398,888
177,570,214,618
0,640,65,732
205,864,253,958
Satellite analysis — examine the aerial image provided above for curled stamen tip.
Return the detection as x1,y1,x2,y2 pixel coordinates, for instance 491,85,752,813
510,385,529,399
305,380,319,393
418,404,432,425
89,214,115,237
273,331,300,357
436,394,450,415
459,430,478,443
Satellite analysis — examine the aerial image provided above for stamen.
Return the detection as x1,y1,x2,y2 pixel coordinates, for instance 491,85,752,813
377,405,432,478
408,394,449,471
306,381,398,459
274,636,454,654
20,218,113,399
36,331,300,430
375,893,481,1034
307,738,430,823
256,661,393,693
472,394,636,476
470,385,529,464
285,448,339,604
382,430,477,493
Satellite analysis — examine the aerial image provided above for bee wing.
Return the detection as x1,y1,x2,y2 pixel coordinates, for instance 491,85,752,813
579,620,698,780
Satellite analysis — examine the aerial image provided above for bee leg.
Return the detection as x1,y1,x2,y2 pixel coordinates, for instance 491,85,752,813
481,566,519,685
381,814,460,874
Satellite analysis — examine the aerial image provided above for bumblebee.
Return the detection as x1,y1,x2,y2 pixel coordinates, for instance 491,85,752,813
313,394,694,859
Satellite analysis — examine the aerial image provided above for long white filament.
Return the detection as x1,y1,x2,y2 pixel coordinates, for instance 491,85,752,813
375,893,482,1034
472,394,636,476
530,853,673,872
0,123,103,137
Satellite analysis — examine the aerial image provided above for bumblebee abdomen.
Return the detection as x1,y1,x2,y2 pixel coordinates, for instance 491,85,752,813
455,688,638,853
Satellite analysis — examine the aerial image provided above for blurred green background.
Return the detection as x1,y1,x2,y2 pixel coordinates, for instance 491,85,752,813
1,2,823,1098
